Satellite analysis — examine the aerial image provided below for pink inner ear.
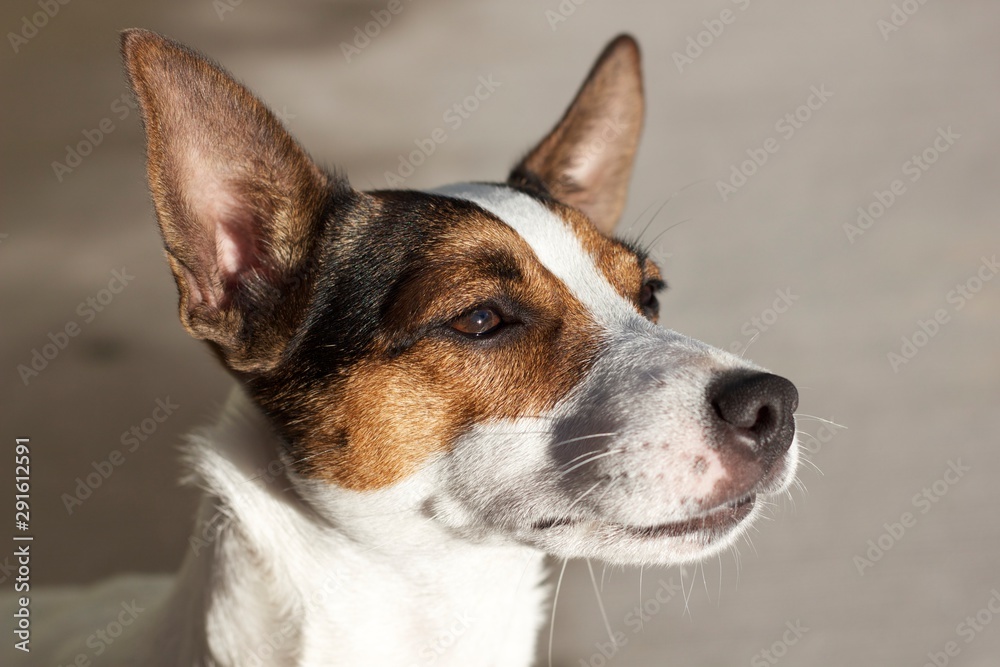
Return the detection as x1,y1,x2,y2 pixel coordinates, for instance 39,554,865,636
184,163,262,308
211,193,262,302
216,221,244,278
564,150,604,196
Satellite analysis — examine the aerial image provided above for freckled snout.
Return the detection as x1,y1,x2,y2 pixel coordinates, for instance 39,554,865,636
707,370,799,465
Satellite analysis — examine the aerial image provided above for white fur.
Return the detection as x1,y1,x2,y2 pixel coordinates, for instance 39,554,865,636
6,388,548,666
433,183,634,326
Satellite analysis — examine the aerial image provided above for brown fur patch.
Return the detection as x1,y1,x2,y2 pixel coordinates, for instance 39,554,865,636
267,208,603,490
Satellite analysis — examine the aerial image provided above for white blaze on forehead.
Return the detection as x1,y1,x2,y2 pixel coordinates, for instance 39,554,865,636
431,183,637,327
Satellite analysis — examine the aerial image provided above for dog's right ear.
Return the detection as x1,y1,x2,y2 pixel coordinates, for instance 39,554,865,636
509,35,643,236
121,29,334,373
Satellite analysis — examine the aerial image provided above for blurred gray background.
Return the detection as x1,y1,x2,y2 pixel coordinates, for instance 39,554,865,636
2,0,998,664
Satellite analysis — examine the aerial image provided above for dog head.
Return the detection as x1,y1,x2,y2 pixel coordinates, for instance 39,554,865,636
122,30,798,566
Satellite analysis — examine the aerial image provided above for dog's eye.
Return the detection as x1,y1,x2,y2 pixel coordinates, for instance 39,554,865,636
450,308,503,337
639,281,661,319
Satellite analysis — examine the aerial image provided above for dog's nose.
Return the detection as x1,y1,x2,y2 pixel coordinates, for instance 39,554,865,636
708,371,799,461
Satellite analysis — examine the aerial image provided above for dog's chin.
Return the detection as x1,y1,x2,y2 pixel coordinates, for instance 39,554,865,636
516,443,801,566
515,493,759,566
434,438,801,565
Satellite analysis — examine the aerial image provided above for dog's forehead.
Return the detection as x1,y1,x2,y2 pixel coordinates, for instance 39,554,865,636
298,185,635,378
430,183,643,326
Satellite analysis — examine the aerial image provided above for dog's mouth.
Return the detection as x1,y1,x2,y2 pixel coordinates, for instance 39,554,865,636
531,494,756,540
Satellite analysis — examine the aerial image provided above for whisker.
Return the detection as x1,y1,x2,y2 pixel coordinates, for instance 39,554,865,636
593,481,617,506
564,480,604,516
739,331,761,358
645,370,665,387
587,559,616,644
744,532,759,558
622,199,661,238
731,542,742,584
559,449,623,476
634,179,706,246
557,440,627,471
550,432,619,449
559,448,611,470
638,565,645,631
781,489,796,513
793,413,846,429
682,561,697,618
797,456,824,477
642,217,692,254
679,565,687,616
716,553,723,604
636,198,672,245
548,559,568,667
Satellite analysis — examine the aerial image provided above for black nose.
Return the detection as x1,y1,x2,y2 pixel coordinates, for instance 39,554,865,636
708,371,799,460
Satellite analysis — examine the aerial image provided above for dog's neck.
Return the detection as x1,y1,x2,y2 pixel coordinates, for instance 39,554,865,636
141,387,548,667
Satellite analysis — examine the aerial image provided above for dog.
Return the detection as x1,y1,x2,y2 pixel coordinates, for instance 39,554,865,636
19,29,799,666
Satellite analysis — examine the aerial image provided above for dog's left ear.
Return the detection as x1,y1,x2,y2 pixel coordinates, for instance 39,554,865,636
121,29,333,373
509,34,643,235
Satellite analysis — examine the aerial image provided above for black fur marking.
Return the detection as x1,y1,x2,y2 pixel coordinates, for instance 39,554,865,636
246,187,521,446
507,167,556,203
